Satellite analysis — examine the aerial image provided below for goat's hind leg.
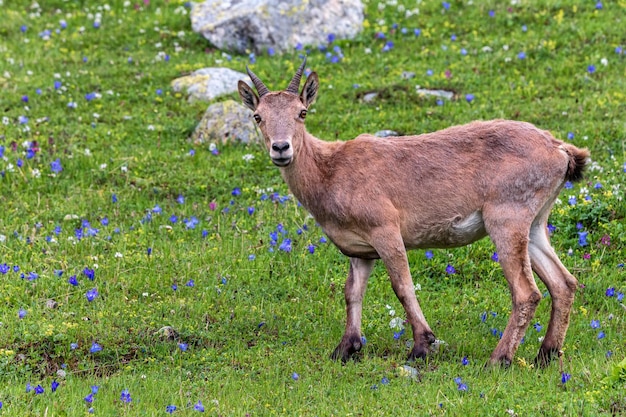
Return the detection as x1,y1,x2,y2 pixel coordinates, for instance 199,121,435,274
331,257,376,362
529,224,578,367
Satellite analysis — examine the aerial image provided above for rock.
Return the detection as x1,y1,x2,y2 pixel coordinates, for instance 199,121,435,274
45,299,58,309
374,130,399,138
362,92,378,102
415,87,454,100
192,100,261,145
190,0,364,54
171,67,249,102
155,326,179,341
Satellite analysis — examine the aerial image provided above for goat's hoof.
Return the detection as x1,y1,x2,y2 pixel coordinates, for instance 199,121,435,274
330,335,362,363
407,332,436,362
534,347,560,368
487,355,512,368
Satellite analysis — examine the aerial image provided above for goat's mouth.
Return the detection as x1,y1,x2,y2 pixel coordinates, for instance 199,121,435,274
271,157,292,167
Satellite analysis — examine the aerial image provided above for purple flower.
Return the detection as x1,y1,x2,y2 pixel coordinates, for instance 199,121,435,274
590,319,600,329
606,287,615,297
442,1,450,10
50,159,62,173
35,385,44,394
70,343,78,350
587,65,596,74
461,356,469,366
19,308,27,319
120,389,132,403
51,380,59,392
517,51,526,59
83,267,95,280
68,275,78,286
279,239,292,253
84,393,95,403
567,132,575,140
534,322,543,332
292,372,299,381
186,279,195,287
90,342,102,353
166,405,177,414
445,264,456,274
561,372,571,384
231,187,242,196
381,376,390,384
465,94,475,103
491,252,499,262
178,342,188,351
425,250,433,259
597,331,605,339
86,288,98,302
578,231,588,246
454,377,468,391
194,400,205,412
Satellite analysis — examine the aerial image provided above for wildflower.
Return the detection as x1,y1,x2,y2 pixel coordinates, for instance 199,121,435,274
561,372,571,384
194,400,205,412
587,65,596,74
83,267,95,280
19,308,27,319
90,342,102,353
232,187,242,196
84,393,95,403
381,376,390,384
247,207,255,215
480,312,487,322
35,385,44,394
517,51,526,59
166,405,177,414
50,159,62,173
68,275,78,286
617,292,624,302
120,389,132,403
597,331,606,339
462,356,469,366
577,231,588,246
279,239,292,252
454,377,468,391
51,380,59,392
446,264,456,274
534,322,543,332
465,94,474,103
178,342,188,351
70,343,78,350
442,1,450,10
185,279,195,287
291,372,300,381
591,320,600,329
606,287,615,297
382,41,394,52
568,196,577,205
86,288,98,302
491,252,499,262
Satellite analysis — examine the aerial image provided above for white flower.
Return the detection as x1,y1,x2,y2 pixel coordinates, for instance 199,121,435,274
31,169,41,178
100,163,107,170
601,57,608,66
389,317,404,330
242,154,255,162
114,252,123,258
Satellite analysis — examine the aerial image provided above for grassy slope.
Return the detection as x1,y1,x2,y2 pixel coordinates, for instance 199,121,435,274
0,0,624,415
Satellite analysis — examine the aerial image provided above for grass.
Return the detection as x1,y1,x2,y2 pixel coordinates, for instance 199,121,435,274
0,0,625,415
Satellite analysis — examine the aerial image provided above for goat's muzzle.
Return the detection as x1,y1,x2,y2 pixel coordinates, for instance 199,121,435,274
270,141,292,166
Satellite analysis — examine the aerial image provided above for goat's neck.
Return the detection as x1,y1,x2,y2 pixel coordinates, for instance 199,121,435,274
279,131,335,215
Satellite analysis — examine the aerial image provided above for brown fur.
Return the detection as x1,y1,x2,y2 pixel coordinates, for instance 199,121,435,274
238,66,589,366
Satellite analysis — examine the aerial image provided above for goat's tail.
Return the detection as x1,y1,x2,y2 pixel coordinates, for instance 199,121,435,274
562,143,590,183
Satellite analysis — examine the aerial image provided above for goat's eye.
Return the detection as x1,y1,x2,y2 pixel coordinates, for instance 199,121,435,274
253,114,262,124
299,110,307,119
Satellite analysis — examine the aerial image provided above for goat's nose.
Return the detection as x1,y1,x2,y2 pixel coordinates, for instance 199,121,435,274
271,141,290,153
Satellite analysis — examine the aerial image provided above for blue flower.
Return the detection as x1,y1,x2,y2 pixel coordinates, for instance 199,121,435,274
382,41,394,52
70,343,78,350
590,319,600,329
35,385,44,394
587,65,596,74
83,267,95,280
0,264,8,274
461,356,469,366
51,380,59,392
561,372,571,384
446,264,456,274
247,207,255,215
91,386,99,394
568,196,577,205
381,376,390,384
567,132,574,140
491,252,499,262
120,389,132,403
50,159,62,173
517,51,526,59
480,312,487,322
564,181,574,189
231,187,242,196
279,239,292,253
186,279,195,287
425,250,434,259
606,287,615,297
307,244,315,254
617,292,624,302
194,400,205,412
84,393,95,403
534,322,543,332
597,331,606,339
90,342,102,353
454,377,468,391
577,231,588,247
86,288,98,302
292,372,299,381
465,94,475,103
178,343,188,351
68,275,78,286
166,405,177,414
442,2,450,10
18,308,27,319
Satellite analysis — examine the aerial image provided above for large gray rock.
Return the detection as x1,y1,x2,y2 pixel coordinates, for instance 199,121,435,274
192,100,261,145
191,0,364,54
171,67,249,102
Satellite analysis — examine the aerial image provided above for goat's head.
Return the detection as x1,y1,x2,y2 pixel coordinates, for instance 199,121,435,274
238,58,319,167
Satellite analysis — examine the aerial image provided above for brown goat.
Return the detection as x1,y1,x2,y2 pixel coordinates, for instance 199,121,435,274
238,59,589,367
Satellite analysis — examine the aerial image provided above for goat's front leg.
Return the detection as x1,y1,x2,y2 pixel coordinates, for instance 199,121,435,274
331,257,376,362
373,230,435,361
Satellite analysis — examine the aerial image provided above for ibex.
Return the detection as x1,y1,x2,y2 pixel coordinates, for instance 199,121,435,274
238,58,589,367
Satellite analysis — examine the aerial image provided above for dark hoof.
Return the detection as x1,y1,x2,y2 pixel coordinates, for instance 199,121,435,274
331,335,362,363
487,356,512,368
407,332,436,362
534,347,560,368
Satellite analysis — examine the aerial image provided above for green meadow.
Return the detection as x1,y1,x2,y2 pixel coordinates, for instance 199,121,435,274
0,0,624,415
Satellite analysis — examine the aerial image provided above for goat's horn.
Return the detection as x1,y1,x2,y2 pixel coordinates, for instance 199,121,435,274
246,66,270,98
286,57,307,94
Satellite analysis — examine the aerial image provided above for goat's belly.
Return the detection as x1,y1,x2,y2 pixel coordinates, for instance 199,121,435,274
406,210,488,249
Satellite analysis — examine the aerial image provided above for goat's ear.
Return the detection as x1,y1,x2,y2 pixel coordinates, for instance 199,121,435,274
300,72,319,108
238,80,259,111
